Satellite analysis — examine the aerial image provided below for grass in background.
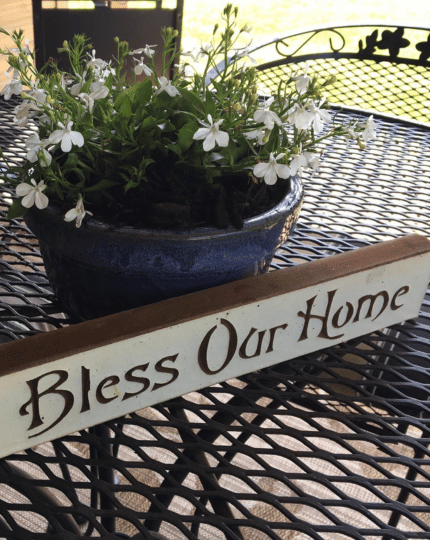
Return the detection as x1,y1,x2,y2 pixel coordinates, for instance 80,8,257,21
1,0,428,113
181,0,430,120
181,0,429,49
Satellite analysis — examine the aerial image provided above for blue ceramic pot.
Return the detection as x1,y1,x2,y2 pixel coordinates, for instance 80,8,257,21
24,176,303,320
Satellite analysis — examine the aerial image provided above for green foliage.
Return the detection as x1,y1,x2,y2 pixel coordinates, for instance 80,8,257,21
0,5,374,229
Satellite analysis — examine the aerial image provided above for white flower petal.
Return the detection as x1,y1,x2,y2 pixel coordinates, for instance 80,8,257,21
41,149,52,167
193,127,210,140
49,130,64,145
64,209,78,222
253,163,269,178
215,131,229,148
274,163,291,179
264,167,278,185
35,191,49,209
61,134,73,153
69,131,85,147
21,191,36,208
253,109,265,123
202,133,216,151
16,183,32,197
26,149,39,163
25,133,40,150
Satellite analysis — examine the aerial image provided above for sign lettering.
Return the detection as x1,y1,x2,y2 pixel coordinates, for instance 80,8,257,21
0,234,429,458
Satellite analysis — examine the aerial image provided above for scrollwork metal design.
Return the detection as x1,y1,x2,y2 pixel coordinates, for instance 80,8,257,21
275,28,346,59
416,35,430,62
376,28,411,58
269,25,430,64
358,29,379,56
359,26,430,62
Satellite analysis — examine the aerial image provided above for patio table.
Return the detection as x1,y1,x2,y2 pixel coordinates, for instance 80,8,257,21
0,92,430,540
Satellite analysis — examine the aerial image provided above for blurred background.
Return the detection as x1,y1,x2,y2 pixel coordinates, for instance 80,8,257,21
1,0,428,88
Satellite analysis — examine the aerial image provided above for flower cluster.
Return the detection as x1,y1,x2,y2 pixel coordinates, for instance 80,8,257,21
0,5,376,230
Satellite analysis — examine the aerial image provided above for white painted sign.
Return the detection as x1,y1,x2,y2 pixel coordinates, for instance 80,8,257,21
0,234,429,458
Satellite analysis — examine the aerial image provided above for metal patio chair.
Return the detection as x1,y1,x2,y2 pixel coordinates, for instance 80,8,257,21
32,0,183,77
247,22,430,123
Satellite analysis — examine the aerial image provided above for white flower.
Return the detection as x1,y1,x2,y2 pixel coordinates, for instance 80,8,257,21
14,100,33,126
49,121,85,152
6,66,20,79
79,86,109,113
362,115,377,142
87,49,108,70
287,102,313,130
11,39,31,55
293,64,311,94
134,58,153,77
234,46,256,62
253,97,282,129
304,152,320,173
143,44,156,58
307,98,331,134
90,79,107,93
90,84,109,100
289,150,308,177
16,179,49,209
25,133,52,166
0,71,22,100
156,76,180,97
64,196,93,228
182,64,195,77
60,74,73,91
253,153,291,185
27,81,47,109
193,114,229,152
181,48,203,63
344,121,361,141
69,71,87,96
129,44,156,58
245,128,266,145
94,62,115,81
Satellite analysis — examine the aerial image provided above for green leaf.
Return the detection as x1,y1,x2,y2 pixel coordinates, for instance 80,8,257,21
203,89,217,118
141,115,158,131
114,87,132,110
161,120,176,133
178,123,197,151
166,143,182,157
84,178,120,192
134,78,153,105
152,91,176,109
53,181,65,200
7,199,26,220
118,95,132,118
115,78,153,110
63,152,79,169
104,72,115,92
138,158,154,173
177,87,205,114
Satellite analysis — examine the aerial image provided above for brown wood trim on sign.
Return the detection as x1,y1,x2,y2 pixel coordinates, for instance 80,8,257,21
0,234,429,376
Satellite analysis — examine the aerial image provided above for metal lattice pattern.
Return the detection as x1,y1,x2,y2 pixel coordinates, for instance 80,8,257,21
299,112,430,241
256,57,430,123
1,95,430,539
249,24,430,124
1,274,430,540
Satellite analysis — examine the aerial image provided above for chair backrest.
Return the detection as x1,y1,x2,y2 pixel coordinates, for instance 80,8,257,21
32,0,183,77
247,23,430,123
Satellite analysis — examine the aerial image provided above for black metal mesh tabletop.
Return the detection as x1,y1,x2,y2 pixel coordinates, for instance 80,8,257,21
1,94,430,540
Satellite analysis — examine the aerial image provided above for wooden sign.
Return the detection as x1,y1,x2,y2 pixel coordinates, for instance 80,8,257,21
0,234,429,458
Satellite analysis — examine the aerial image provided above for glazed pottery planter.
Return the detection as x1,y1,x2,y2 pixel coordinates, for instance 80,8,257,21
24,176,303,320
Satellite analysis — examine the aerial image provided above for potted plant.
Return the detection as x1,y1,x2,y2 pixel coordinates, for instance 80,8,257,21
0,5,376,320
